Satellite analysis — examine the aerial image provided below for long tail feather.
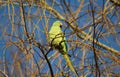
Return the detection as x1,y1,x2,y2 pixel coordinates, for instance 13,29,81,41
63,54,78,77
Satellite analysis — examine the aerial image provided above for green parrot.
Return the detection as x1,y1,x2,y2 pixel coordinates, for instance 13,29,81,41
49,21,78,77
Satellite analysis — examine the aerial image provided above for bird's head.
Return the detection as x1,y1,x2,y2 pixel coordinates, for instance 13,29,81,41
53,21,63,28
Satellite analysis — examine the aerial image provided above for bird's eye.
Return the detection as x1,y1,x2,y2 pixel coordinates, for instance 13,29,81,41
60,24,62,28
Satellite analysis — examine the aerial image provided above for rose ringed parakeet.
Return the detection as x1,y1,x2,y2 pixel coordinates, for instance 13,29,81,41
49,21,78,77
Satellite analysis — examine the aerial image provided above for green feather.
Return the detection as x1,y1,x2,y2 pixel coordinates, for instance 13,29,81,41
49,21,78,77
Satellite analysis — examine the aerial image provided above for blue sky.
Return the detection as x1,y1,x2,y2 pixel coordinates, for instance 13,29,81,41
0,0,120,76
